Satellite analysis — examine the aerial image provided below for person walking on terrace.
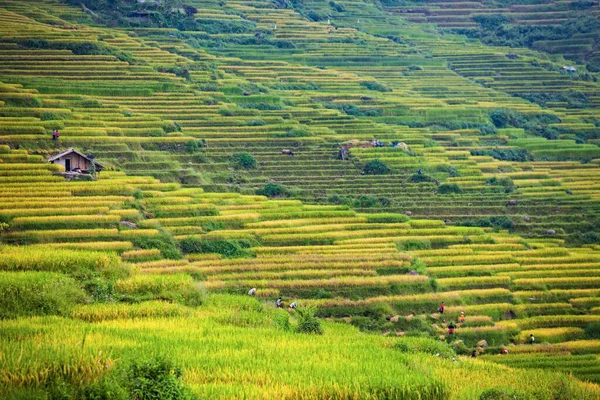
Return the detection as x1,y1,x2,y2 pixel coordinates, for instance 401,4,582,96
448,322,455,335
438,302,445,314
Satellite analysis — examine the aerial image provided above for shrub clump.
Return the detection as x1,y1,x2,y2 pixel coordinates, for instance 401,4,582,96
363,160,391,175
256,183,290,198
179,237,253,258
437,183,463,194
85,356,196,400
295,306,323,334
360,81,391,92
230,152,257,170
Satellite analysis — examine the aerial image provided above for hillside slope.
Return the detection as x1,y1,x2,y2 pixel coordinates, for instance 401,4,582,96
1,0,600,396
0,0,600,240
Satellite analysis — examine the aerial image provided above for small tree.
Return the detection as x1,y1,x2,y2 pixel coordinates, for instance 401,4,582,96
437,183,463,194
257,183,289,198
363,160,390,175
295,306,323,334
230,152,256,170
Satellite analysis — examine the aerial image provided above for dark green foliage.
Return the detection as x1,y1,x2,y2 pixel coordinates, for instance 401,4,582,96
40,112,66,121
1,96,42,108
472,14,511,29
434,165,461,177
471,148,532,162
84,356,195,400
196,19,256,34
230,152,257,169
397,240,431,251
330,1,346,12
437,183,462,194
488,109,566,140
458,216,513,231
124,357,195,399
306,10,326,21
584,323,600,339
324,102,382,117
179,237,253,258
479,124,497,135
184,140,206,153
257,183,290,198
409,174,434,183
327,194,388,208
517,91,590,109
295,306,323,334
568,231,600,246
163,122,182,134
131,233,182,260
247,119,266,126
360,81,391,92
13,38,134,64
276,127,312,137
363,160,391,175
158,67,191,80
490,108,526,128
461,14,600,69
485,177,515,193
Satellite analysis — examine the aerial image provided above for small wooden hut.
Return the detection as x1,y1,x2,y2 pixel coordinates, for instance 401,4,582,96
48,148,104,179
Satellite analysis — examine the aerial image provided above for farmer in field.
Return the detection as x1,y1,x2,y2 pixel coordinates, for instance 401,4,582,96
248,288,257,296
501,349,509,355
276,297,282,308
459,312,465,323
528,334,535,344
289,301,297,310
438,302,445,314
51,129,58,141
447,322,455,335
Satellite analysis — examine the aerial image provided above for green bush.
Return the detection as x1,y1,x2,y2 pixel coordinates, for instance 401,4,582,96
256,183,290,198
360,81,391,92
276,127,312,137
363,160,391,175
179,237,252,258
397,240,431,251
132,233,182,260
472,148,532,162
184,140,206,153
409,174,434,183
230,152,256,169
295,306,323,334
457,216,513,231
485,177,515,193
584,323,600,339
437,183,462,194
88,356,195,400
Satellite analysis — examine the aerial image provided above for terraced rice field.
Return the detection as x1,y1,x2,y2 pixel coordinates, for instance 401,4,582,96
1,0,600,396
2,144,600,387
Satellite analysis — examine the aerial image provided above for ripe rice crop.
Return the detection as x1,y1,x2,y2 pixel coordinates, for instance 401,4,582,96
11,215,121,230
0,245,120,273
71,301,193,322
204,274,429,290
